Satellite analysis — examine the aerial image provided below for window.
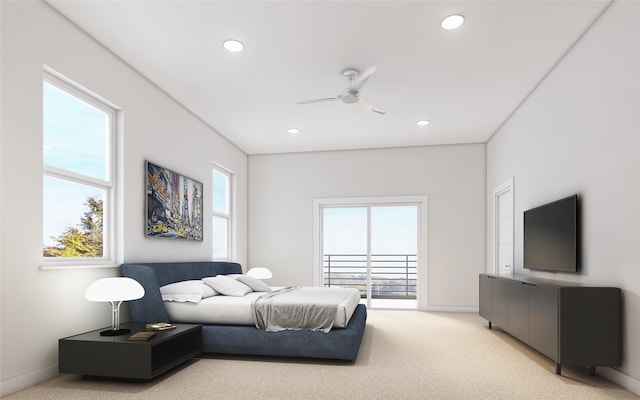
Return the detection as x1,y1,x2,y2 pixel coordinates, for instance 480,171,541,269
212,165,233,260
42,71,116,266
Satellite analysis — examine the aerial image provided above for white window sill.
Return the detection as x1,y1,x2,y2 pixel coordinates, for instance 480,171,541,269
40,264,120,271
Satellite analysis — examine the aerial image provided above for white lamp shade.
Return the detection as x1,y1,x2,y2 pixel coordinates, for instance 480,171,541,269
246,267,272,280
85,277,145,302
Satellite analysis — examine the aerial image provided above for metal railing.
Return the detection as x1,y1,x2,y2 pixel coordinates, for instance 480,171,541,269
323,254,417,299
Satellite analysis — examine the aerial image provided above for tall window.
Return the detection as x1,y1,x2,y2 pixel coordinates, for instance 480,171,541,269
42,72,116,265
212,165,232,260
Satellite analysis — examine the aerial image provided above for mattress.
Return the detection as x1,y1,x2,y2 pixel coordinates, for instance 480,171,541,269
164,286,361,328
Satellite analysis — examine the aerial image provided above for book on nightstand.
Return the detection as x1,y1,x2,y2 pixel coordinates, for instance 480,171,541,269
145,322,177,331
128,331,156,341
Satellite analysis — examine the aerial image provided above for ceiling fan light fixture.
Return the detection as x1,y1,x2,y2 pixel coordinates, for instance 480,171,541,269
441,14,464,30
417,120,430,127
296,66,386,115
223,39,244,52
287,128,301,135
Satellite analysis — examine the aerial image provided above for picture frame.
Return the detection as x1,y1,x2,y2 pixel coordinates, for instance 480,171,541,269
145,161,203,241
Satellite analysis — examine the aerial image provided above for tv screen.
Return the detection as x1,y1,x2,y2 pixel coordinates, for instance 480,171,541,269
523,194,578,273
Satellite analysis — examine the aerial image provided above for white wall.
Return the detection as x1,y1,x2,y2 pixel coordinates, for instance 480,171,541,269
486,1,640,393
248,144,486,309
0,1,247,396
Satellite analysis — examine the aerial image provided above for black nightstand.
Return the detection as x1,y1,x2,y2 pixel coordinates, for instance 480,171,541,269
59,322,202,380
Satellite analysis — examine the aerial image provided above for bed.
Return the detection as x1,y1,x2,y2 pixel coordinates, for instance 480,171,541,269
121,261,367,361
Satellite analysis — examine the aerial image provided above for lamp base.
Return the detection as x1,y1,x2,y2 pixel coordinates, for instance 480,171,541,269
99,328,131,336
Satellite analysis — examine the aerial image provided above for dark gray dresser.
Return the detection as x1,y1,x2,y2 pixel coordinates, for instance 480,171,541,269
479,274,621,375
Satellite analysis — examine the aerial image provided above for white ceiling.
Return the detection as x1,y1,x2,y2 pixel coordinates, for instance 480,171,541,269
46,1,610,155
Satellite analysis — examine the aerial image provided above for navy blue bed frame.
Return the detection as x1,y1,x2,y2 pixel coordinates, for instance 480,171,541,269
121,262,367,361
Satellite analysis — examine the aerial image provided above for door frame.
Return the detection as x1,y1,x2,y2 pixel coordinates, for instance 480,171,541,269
493,177,514,275
312,195,428,310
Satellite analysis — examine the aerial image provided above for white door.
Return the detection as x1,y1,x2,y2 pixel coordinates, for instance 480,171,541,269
494,178,514,276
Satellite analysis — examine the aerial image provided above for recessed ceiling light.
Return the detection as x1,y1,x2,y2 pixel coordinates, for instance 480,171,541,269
441,14,464,30
287,128,301,134
223,39,244,52
417,120,430,127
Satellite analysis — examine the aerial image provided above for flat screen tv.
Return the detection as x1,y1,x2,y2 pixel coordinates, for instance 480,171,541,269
523,194,579,273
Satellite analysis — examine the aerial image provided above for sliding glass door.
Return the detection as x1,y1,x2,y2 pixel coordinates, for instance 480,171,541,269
320,202,420,309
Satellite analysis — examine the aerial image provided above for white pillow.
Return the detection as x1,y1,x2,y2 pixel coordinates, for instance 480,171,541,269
202,275,253,297
235,274,271,292
160,280,219,303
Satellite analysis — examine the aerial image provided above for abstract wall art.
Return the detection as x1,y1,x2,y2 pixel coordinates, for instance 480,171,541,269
146,161,203,241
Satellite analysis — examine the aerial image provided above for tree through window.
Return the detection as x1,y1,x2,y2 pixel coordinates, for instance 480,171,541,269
42,72,115,264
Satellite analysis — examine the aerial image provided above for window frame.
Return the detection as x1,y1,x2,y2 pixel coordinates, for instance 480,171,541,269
211,164,234,261
42,70,117,268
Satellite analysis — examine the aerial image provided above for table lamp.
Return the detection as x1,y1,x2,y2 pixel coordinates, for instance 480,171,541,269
85,277,145,336
246,267,272,280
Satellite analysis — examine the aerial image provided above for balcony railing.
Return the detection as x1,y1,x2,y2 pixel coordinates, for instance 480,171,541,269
323,254,417,299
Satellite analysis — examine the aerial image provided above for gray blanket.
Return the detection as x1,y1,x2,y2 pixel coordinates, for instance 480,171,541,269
252,287,350,333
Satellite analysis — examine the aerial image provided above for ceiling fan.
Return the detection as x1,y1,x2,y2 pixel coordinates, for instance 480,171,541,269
296,66,386,115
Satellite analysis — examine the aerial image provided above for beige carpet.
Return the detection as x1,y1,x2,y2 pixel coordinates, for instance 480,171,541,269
4,310,638,400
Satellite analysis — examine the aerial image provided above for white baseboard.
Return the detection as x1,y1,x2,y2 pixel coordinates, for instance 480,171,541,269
0,363,59,397
423,306,479,313
599,367,640,396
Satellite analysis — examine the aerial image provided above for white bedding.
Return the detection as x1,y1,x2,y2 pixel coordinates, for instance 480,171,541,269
164,287,361,328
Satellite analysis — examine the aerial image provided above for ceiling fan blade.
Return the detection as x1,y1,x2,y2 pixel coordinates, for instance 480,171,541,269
358,97,385,115
352,66,377,92
295,96,340,105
